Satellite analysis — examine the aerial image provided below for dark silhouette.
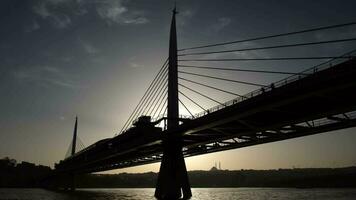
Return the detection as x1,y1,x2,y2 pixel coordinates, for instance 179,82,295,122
52,11,356,199
75,167,356,188
1,157,356,188
0,157,52,187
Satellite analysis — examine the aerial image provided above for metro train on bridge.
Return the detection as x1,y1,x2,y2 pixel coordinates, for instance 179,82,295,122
55,116,162,171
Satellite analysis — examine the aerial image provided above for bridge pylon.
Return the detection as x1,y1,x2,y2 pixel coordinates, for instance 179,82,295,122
154,7,192,200
70,116,78,191
71,116,78,156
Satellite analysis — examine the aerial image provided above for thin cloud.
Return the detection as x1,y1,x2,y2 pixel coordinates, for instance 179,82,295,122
313,27,356,41
197,41,270,60
61,56,74,62
79,38,100,54
25,21,40,32
33,2,52,18
127,56,144,68
52,15,71,28
32,0,74,29
177,9,194,27
96,0,149,25
129,63,140,68
13,66,83,89
211,17,231,32
129,62,145,69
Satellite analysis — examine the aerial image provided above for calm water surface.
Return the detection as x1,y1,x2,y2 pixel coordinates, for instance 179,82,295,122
1,188,356,200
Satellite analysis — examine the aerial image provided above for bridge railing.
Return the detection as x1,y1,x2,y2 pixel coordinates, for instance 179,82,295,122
190,50,356,119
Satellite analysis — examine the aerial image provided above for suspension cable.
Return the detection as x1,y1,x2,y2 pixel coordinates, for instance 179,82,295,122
158,100,168,117
152,92,168,118
132,66,168,123
178,21,356,51
77,138,85,151
140,67,167,115
121,60,167,132
178,65,308,75
149,82,167,117
121,69,166,132
179,91,206,111
145,77,168,115
179,83,223,105
179,71,266,87
178,38,356,56
65,141,73,158
179,77,243,97
179,56,354,62
120,59,168,133
179,99,195,118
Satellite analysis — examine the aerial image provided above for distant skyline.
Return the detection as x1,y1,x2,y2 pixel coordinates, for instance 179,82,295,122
1,0,356,173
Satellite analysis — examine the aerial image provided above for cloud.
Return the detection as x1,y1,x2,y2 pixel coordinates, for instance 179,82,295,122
51,15,72,28
177,9,194,27
313,27,356,41
129,63,139,68
61,56,73,62
25,21,40,32
32,0,76,29
43,66,60,73
13,66,82,89
96,0,149,25
79,38,100,54
127,56,144,68
197,41,270,60
181,10,194,18
33,2,52,18
211,17,231,32
129,62,144,68
46,0,70,4
31,0,148,28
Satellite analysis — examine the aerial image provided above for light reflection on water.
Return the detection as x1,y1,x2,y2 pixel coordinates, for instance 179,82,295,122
0,188,356,200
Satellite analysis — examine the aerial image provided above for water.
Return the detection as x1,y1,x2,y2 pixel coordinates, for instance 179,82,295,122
1,188,356,200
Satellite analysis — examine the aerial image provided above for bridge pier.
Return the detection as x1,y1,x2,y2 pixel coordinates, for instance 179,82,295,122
155,138,191,199
70,173,76,191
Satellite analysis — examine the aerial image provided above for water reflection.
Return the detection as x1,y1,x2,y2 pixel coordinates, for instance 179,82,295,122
1,188,356,200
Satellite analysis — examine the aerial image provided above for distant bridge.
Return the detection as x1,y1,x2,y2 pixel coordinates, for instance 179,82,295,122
54,8,356,200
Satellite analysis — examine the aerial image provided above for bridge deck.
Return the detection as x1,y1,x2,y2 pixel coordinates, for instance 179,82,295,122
55,57,356,173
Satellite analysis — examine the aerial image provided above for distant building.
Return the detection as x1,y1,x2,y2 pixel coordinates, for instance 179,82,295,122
210,161,222,171
210,166,218,171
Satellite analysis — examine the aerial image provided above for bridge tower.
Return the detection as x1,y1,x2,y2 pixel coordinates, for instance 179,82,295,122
155,7,192,200
71,116,78,156
70,116,78,190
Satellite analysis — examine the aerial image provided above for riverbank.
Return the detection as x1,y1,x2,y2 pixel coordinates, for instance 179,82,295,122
1,157,355,188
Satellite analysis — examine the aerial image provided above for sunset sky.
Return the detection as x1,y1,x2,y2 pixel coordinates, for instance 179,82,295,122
1,0,356,173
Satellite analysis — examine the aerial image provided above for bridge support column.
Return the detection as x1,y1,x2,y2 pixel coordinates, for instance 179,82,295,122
155,6,192,199
155,138,191,199
70,173,76,191
69,117,78,191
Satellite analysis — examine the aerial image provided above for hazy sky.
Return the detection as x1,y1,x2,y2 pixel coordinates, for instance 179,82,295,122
1,0,356,173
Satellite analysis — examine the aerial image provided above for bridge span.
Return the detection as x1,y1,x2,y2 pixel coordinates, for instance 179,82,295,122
56,54,356,173
53,8,356,200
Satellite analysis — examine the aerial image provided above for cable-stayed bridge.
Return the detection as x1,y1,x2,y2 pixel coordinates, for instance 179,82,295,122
53,9,356,200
